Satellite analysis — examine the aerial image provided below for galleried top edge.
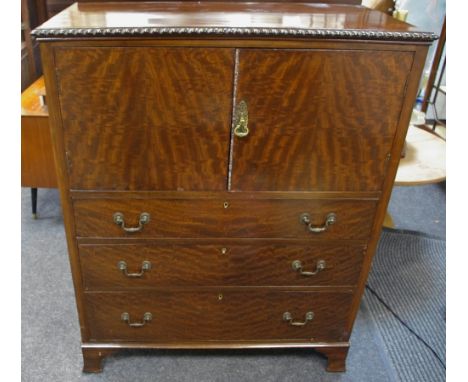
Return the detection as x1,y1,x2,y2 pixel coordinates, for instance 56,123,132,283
32,1,438,42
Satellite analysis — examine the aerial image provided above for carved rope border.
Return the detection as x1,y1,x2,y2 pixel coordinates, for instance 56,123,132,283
32,27,438,42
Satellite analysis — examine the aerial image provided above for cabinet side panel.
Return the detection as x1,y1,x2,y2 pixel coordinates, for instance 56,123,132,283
39,43,90,340
345,45,429,334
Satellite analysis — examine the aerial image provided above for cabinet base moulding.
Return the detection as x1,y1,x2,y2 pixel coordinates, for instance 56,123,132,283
82,342,350,373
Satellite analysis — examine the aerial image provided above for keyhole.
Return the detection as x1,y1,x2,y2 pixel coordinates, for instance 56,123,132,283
218,293,223,301
223,201,229,209
221,248,227,255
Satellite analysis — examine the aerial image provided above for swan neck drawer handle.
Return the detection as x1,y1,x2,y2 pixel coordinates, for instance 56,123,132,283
118,260,151,278
283,311,314,326
121,312,152,328
113,212,150,233
300,212,336,233
292,260,326,276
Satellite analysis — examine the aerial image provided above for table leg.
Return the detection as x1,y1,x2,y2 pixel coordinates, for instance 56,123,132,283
31,188,38,219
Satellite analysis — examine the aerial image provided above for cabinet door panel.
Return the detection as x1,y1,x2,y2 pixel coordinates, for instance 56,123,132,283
231,49,413,191
55,47,234,190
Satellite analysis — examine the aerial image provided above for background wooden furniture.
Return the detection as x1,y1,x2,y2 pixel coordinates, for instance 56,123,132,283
21,76,57,218
383,125,445,228
34,1,435,373
395,126,446,186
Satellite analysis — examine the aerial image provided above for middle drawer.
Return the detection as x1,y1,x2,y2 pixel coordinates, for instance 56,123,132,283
79,242,366,290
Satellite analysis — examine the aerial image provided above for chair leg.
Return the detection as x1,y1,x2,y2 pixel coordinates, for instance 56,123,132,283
31,188,38,219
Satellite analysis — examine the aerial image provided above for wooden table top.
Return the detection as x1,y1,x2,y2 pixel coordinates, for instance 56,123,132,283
395,126,446,186
21,76,48,117
32,2,437,41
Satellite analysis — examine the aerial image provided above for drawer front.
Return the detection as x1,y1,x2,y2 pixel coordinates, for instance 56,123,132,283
73,198,376,239
85,291,352,342
80,243,365,290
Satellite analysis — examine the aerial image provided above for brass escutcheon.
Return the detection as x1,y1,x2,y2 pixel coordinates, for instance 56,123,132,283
233,100,249,138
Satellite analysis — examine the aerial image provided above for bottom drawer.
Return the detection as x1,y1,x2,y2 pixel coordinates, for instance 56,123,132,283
85,290,353,342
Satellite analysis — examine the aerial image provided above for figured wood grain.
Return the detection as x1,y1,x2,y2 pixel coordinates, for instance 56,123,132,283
55,47,233,190
344,45,430,335
231,49,414,191
70,190,381,200
73,197,377,239
36,3,433,372
79,243,366,290
40,43,91,341
85,290,352,342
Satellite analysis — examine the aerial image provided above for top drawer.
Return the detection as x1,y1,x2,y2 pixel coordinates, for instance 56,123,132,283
73,197,377,239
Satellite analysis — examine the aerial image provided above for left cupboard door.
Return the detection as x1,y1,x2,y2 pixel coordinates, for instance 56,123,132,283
54,47,234,191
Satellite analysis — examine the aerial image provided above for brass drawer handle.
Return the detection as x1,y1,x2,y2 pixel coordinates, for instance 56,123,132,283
121,312,152,328
233,100,249,138
292,259,326,276
300,212,336,233
113,212,150,233
118,260,151,278
283,311,314,326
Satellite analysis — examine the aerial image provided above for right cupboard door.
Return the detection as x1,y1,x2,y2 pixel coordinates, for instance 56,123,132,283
230,49,414,191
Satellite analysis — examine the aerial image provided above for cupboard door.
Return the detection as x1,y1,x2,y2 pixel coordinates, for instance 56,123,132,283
55,47,234,191
230,49,414,191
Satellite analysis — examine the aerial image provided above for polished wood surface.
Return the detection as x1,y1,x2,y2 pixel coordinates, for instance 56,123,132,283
73,197,376,239
79,242,366,289
56,47,233,191
21,76,57,189
232,48,413,191
85,290,353,341
37,1,432,373
344,45,429,335
35,2,432,37
21,76,48,116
